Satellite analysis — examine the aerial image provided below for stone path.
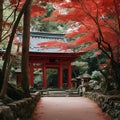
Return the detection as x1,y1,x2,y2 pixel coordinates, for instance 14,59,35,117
29,97,111,120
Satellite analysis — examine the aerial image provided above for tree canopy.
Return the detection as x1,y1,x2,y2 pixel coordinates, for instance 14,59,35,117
38,0,120,89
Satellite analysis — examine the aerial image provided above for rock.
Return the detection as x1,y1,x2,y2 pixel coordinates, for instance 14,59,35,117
0,91,41,119
84,92,120,120
0,106,14,120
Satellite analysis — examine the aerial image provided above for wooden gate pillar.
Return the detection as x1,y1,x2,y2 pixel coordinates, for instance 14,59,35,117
68,64,72,88
58,65,63,88
42,63,47,88
29,63,34,87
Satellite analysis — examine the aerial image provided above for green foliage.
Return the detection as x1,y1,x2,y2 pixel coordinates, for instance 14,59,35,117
72,61,88,77
30,4,67,33
87,57,99,74
91,70,103,81
46,68,58,87
3,1,20,31
45,4,55,17
47,73,58,87
34,74,42,84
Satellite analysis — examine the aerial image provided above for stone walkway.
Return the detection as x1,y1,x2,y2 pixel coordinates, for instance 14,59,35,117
29,97,111,120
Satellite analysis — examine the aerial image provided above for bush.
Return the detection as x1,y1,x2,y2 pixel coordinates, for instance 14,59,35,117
91,70,103,82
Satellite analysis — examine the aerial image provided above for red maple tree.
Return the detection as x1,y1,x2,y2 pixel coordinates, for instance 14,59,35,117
39,0,120,90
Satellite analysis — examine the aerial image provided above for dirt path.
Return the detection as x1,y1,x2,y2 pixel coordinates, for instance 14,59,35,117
29,97,111,120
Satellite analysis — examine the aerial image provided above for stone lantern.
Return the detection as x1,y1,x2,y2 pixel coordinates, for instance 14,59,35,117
15,68,22,86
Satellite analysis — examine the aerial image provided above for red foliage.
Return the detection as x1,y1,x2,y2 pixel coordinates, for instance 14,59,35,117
80,43,98,52
2,21,12,27
8,0,47,17
31,5,47,17
94,51,102,56
37,40,71,51
99,63,107,70
8,0,120,64
9,0,18,5
9,0,25,8
37,40,65,48
71,33,95,46
13,34,19,44
43,0,120,62
65,31,81,38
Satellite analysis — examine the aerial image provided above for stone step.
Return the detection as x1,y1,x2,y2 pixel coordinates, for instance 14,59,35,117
41,90,80,97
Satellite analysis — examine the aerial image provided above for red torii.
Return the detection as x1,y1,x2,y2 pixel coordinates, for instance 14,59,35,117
29,52,84,88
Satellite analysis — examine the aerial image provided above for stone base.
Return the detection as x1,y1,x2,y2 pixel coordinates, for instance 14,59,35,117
0,92,40,120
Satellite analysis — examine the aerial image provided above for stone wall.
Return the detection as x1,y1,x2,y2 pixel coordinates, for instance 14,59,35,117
0,92,40,120
84,92,120,120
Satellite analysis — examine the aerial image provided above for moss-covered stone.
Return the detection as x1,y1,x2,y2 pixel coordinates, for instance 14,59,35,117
84,92,120,120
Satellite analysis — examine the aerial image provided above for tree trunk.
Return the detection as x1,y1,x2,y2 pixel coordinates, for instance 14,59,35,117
0,0,3,90
0,0,3,42
0,56,14,97
0,0,31,97
112,61,120,89
0,42,21,97
21,0,32,97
